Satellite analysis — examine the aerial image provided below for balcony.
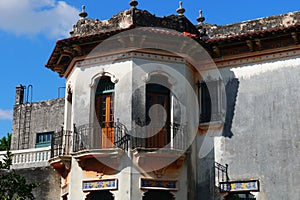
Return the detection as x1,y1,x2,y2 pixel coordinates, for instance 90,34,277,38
130,122,187,173
72,121,129,171
48,129,72,178
49,121,188,173
73,121,129,152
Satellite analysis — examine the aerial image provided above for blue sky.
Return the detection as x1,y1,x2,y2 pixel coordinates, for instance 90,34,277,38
0,0,299,138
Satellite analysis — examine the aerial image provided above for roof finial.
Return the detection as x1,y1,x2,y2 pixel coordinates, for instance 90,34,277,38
130,0,138,9
176,1,186,16
196,10,207,37
197,10,205,24
79,5,88,19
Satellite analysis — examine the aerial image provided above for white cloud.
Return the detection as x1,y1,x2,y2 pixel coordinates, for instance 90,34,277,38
0,0,79,38
0,109,13,120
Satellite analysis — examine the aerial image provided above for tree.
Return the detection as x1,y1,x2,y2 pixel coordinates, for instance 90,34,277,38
0,150,39,200
0,133,12,151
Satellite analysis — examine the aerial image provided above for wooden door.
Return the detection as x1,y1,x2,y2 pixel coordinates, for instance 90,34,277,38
145,92,170,148
97,94,114,148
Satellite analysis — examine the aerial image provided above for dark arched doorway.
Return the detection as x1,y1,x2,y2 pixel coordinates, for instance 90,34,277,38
85,190,114,200
95,76,115,148
142,190,174,200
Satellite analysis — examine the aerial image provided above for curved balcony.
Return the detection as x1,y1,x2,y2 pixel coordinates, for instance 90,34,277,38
49,129,72,178
130,122,188,150
50,121,189,174
73,121,129,151
130,122,188,173
72,121,129,171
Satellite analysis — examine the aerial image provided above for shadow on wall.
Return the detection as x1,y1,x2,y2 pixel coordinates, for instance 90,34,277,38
222,78,239,138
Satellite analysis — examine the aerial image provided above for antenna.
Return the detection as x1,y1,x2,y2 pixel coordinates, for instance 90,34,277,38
24,84,33,103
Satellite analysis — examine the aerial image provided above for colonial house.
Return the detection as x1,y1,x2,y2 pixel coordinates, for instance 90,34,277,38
2,1,299,200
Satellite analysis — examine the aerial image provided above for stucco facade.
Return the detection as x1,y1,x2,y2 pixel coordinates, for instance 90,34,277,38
4,2,299,200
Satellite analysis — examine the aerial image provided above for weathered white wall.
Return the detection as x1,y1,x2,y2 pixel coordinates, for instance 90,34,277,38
214,56,300,199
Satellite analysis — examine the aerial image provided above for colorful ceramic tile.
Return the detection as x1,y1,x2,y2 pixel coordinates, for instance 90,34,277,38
140,178,178,190
82,179,118,191
220,180,259,192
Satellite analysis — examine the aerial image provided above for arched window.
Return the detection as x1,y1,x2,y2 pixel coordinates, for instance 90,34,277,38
95,77,115,148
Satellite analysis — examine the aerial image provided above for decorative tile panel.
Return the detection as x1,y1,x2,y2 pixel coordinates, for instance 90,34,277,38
220,180,259,192
82,179,118,191
140,178,178,191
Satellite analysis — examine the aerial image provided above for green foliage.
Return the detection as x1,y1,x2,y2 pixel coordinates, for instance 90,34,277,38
0,133,12,151
0,150,12,170
0,151,39,200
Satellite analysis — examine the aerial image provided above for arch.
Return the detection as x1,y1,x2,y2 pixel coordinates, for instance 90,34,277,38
90,70,118,88
85,190,114,200
142,190,174,200
96,76,115,94
89,69,119,131
225,193,256,200
143,70,176,86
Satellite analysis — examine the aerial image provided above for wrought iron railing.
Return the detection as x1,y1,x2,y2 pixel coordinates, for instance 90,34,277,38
215,162,230,192
73,121,129,152
51,120,187,156
114,121,130,150
130,122,187,150
50,128,72,158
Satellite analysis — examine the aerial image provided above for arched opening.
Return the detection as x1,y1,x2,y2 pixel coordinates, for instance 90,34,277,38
225,193,256,200
142,190,174,200
95,76,115,148
85,190,114,200
145,74,170,148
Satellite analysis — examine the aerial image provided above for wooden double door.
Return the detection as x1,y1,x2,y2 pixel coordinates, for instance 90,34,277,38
96,93,114,148
145,84,170,148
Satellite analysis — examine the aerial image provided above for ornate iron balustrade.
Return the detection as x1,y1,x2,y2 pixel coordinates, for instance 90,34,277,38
50,128,72,158
130,122,187,150
215,162,230,192
73,121,129,152
73,121,187,152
